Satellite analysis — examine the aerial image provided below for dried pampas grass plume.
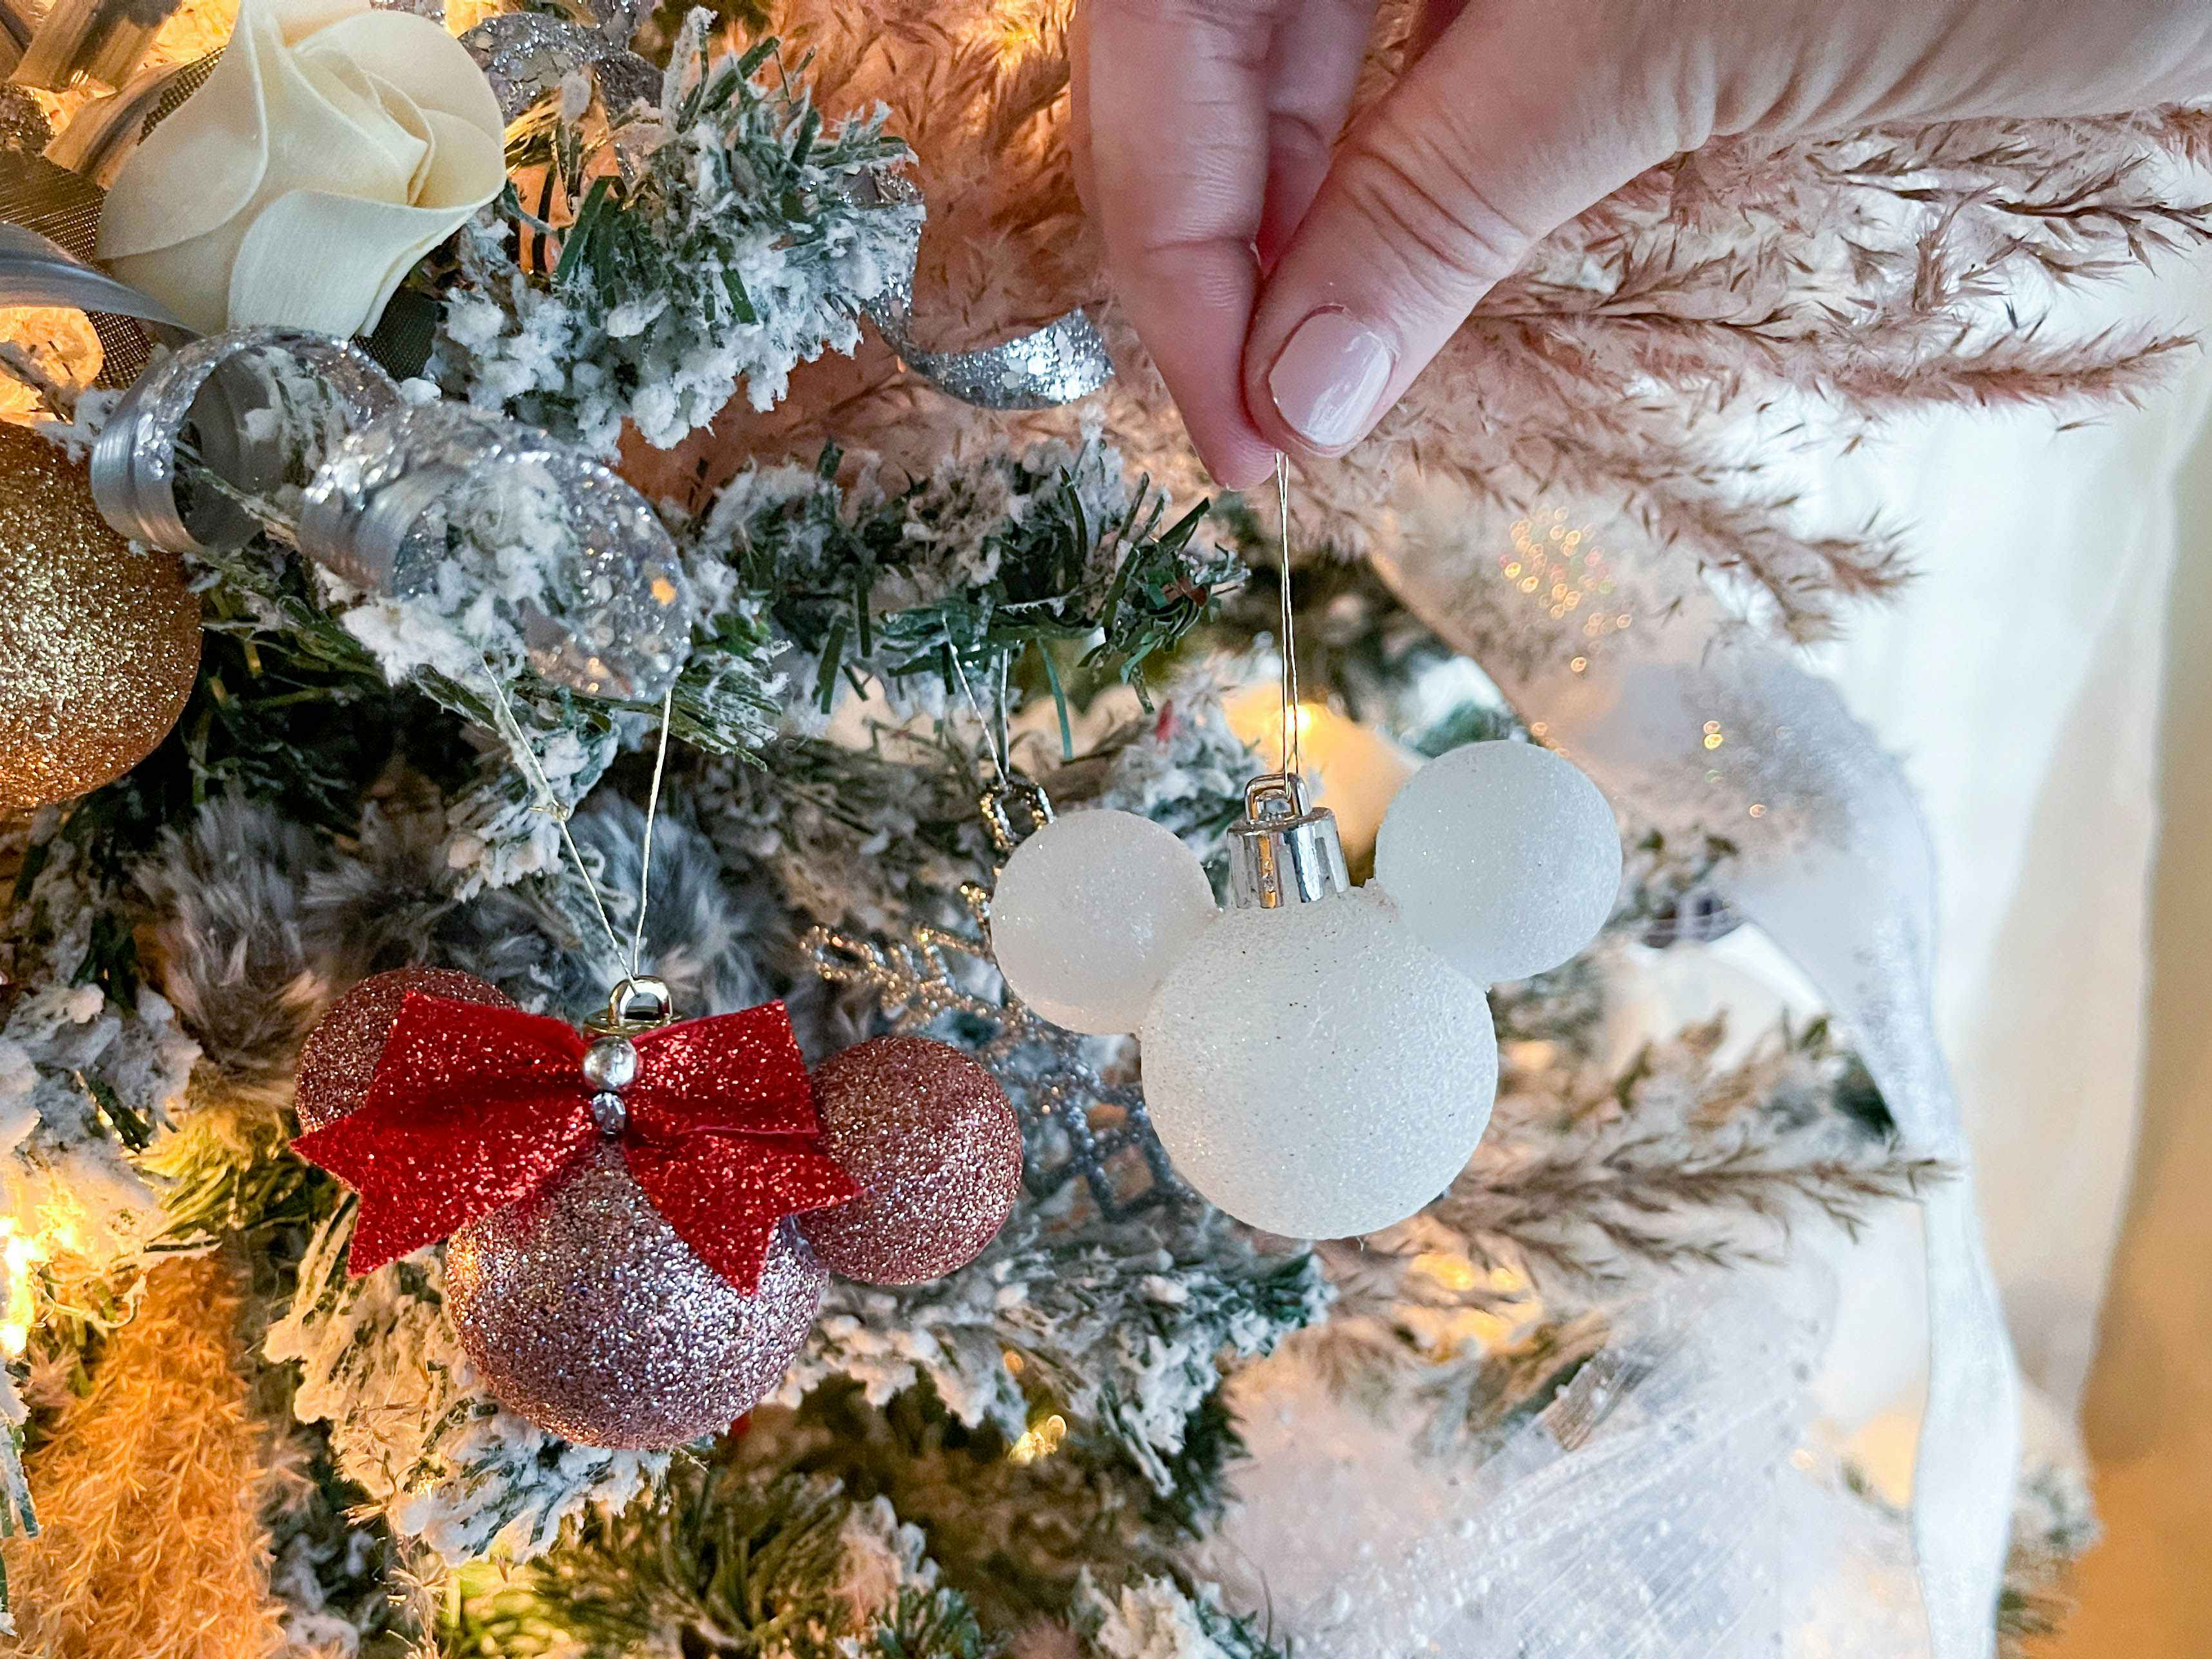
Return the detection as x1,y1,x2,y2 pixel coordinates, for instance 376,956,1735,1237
746,0,2212,641
1,1256,285,1659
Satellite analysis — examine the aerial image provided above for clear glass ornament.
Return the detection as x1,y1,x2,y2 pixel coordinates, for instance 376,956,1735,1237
1139,885,1497,1238
298,403,697,700
1373,740,1621,984
988,808,1217,1035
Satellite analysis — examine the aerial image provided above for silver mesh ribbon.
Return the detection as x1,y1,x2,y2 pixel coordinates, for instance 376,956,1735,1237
0,154,184,383
89,328,401,552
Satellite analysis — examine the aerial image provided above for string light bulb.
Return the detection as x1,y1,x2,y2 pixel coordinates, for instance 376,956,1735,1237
0,1218,49,1358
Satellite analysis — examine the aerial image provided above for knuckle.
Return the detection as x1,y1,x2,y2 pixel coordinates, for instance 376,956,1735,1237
1334,120,1535,309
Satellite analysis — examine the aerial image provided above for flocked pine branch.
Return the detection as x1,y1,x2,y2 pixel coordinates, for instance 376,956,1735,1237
444,1469,986,1659
443,1463,1287,1659
688,433,1242,729
437,17,920,458
775,1205,1327,1504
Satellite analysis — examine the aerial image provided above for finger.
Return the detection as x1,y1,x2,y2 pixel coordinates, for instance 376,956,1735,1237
1256,0,1379,270
1069,4,1101,236
1082,0,1287,489
1408,0,1470,60
1243,0,1684,459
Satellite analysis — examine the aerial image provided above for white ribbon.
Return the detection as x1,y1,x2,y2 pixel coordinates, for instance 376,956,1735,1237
1375,480,2019,1658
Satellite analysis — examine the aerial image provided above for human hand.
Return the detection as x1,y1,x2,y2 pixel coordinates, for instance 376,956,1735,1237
1073,0,2212,489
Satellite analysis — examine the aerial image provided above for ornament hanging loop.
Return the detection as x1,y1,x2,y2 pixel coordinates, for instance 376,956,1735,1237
1224,459,1343,910
981,775,1055,858
947,644,1054,858
1228,772,1347,910
586,975,676,1037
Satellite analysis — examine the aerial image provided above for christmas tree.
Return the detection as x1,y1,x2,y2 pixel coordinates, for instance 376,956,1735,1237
0,1,2202,1654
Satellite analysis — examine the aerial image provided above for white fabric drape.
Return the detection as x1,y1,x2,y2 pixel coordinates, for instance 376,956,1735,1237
1808,254,2212,1414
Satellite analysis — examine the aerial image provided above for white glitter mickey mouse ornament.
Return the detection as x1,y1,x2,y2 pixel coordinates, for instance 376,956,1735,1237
988,739,1620,1239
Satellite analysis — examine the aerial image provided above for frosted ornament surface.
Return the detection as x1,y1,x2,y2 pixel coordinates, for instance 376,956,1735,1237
988,808,1217,1034
1374,740,1621,983
1139,886,1497,1238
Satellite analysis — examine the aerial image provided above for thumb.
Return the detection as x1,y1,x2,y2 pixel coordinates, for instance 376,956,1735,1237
1243,1,1686,459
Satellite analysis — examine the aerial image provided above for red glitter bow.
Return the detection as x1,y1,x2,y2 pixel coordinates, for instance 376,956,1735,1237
293,992,858,1293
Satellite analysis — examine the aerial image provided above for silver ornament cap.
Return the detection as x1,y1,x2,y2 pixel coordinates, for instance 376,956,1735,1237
1227,773,1348,910
585,976,676,1037
581,986,663,1135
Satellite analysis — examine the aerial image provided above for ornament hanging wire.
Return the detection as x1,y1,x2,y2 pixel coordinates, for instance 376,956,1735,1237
946,646,1015,787
480,659,677,983
948,646,1054,855
1224,459,1348,908
1274,452,1301,782
630,681,676,978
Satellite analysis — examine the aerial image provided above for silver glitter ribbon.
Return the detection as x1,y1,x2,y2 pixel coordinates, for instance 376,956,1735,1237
298,403,695,701
461,12,658,121
858,171,1112,410
90,328,399,551
1374,488,2018,1659
85,328,697,702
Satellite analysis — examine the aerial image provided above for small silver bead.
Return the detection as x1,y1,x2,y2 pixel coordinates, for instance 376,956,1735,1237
590,1090,629,1136
581,1036,639,1092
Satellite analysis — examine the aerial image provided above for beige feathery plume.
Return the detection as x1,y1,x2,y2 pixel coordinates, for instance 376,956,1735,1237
717,0,2212,643
2,1256,285,1659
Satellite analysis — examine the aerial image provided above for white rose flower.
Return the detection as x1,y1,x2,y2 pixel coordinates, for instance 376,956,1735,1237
97,0,505,339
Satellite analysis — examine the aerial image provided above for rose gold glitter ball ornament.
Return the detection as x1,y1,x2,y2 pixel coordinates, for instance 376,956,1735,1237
294,966,515,1132
0,422,200,815
799,1035,1022,1285
445,1142,826,1448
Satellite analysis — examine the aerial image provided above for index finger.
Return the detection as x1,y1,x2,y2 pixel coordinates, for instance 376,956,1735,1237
1078,0,1286,489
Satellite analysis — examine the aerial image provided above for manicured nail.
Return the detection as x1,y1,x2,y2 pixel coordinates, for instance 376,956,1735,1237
1267,309,1394,448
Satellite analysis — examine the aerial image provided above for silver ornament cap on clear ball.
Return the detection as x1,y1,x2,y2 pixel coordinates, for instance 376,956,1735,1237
1226,772,1348,909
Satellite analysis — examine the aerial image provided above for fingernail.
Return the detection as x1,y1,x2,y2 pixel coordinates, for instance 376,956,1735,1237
1267,310,1394,448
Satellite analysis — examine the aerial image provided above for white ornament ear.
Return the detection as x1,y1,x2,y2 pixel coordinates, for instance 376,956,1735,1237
988,808,1217,1034
1372,740,1621,984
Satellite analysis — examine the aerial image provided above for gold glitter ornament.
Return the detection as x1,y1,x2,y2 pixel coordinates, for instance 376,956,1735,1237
0,421,200,814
